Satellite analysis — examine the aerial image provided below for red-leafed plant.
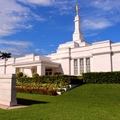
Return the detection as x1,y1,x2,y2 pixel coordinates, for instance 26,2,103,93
16,87,57,95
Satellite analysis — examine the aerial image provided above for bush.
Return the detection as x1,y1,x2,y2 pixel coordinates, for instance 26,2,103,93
17,75,83,85
71,76,83,84
17,75,82,89
32,73,39,78
16,72,23,78
54,72,63,75
83,72,120,84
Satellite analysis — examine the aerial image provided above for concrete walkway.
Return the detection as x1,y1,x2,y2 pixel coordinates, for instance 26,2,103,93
0,104,28,110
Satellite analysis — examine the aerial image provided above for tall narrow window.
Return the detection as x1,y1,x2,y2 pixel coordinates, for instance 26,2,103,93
74,59,78,75
80,58,84,74
86,58,90,72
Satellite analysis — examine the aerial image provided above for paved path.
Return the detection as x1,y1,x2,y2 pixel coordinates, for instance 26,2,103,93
0,104,28,110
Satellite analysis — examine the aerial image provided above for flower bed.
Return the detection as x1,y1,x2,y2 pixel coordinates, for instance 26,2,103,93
16,75,83,96
16,87,57,95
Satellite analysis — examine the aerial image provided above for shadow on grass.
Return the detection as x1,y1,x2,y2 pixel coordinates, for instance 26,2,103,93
17,98,49,105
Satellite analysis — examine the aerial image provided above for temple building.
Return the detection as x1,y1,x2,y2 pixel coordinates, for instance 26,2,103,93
0,8,120,76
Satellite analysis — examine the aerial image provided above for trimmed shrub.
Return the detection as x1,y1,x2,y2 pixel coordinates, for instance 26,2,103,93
68,76,83,84
83,72,120,84
16,72,23,78
32,73,39,78
54,72,63,75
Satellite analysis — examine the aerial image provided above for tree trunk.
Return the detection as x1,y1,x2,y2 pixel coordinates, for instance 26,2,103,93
4,59,6,74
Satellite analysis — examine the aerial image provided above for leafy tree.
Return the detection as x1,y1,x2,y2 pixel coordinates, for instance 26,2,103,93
0,51,11,60
0,51,11,74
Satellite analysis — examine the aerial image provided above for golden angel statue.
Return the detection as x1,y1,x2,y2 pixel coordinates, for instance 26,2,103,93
75,5,79,14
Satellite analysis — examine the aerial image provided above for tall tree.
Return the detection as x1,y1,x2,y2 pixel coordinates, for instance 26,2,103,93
0,51,11,74
0,51,11,60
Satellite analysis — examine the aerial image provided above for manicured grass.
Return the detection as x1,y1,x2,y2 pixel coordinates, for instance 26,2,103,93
0,84,120,120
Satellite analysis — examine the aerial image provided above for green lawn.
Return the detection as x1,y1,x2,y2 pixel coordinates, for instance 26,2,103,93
0,84,120,120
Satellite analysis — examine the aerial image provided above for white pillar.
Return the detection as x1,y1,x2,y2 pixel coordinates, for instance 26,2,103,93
4,59,6,74
78,58,80,75
37,65,45,75
71,59,74,75
12,67,16,74
0,74,17,106
84,58,86,73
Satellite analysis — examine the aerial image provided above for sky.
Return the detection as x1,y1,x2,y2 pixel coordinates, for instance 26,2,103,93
0,0,120,57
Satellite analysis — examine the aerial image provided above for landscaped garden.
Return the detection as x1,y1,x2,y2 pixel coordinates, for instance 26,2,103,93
0,84,120,120
16,72,82,95
0,71,120,119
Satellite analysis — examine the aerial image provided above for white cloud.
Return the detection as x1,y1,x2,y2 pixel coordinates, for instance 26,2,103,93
85,33,98,37
34,48,54,55
18,0,54,6
35,48,40,52
82,18,112,30
47,0,120,30
0,0,45,37
35,48,48,55
0,0,119,37
0,0,29,36
53,0,77,15
79,0,120,31
42,0,78,15
91,0,120,11
0,40,33,48
0,47,29,57
0,40,54,56
0,39,33,57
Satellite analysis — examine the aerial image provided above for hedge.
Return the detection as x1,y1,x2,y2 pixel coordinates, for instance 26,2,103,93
83,72,120,84
17,75,83,88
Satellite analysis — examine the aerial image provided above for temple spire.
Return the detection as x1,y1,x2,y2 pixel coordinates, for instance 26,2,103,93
73,5,83,43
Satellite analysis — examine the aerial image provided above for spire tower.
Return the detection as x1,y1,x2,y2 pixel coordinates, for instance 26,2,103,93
73,5,83,43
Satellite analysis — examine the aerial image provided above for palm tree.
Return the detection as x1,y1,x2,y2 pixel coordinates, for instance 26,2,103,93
0,51,11,74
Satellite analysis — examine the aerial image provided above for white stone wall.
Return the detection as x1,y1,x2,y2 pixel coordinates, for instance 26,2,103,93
111,43,120,71
60,58,70,75
91,40,112,72
6,66,15,74
0,67,4,74
24,69,33,77
92,54,112,72
37,65,45,75
112,52,120,71
0,74,17,106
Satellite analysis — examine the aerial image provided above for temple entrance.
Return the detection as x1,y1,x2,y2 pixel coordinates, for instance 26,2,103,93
45,69,52,75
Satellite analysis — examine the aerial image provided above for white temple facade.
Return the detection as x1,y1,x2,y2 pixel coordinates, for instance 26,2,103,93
0,12,120,76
